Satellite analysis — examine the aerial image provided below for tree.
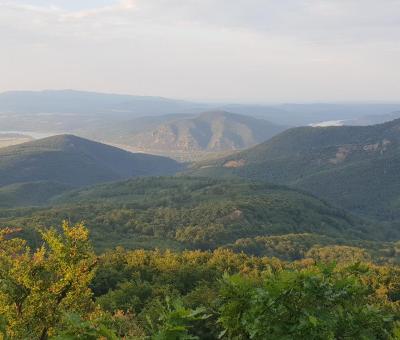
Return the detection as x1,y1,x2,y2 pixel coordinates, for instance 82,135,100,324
218,264,396,339
0,222,97,339
147,297,208,340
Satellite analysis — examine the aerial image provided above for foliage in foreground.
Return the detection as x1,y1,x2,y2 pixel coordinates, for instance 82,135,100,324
1,223,400,339
0,222,96,339
219,266,396,339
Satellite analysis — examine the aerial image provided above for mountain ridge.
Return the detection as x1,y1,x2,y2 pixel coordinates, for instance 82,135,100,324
188,118,400,219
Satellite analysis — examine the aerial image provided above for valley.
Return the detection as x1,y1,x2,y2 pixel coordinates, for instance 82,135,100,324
2,111,400,259
1,92,400,338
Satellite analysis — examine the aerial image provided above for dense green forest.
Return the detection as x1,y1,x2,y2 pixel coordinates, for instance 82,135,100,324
0,177,396,257
2,222,400,339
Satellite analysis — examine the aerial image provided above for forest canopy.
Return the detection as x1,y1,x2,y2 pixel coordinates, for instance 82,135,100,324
1,223,400,339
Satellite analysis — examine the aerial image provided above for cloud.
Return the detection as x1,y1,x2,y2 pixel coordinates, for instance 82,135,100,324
1,0,399,44
0,0,399,101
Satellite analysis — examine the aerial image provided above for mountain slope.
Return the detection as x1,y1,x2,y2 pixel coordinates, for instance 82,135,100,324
111,110,285,155
0,181,72,208
0,135,182,187
189,118,400,219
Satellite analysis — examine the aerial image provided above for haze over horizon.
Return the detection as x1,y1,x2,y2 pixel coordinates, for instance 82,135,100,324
1,0,399,103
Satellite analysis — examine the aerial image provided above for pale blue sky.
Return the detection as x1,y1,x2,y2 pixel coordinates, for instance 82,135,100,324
0,0,399,102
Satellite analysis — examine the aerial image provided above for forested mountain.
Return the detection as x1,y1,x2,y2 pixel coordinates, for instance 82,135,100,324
188,118,400,219
0,135,182,188
100,111,285,159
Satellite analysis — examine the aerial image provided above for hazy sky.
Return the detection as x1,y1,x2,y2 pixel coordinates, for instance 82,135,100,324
0,0,399,102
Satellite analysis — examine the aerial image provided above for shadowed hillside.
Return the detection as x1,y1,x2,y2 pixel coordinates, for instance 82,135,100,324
188,118,400,219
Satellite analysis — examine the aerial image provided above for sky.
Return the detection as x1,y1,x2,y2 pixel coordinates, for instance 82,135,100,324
0,0,399,103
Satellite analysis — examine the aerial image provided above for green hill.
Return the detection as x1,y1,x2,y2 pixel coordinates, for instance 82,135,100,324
188,118,400,219
0,135,182,188
0,177,391,252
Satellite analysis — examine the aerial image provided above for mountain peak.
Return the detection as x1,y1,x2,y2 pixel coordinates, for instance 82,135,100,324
198,110,233,118
119,111,285,156
25,134,101,151
0,135,182,187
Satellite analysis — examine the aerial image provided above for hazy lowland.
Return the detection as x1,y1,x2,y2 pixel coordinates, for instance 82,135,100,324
0,89,400,337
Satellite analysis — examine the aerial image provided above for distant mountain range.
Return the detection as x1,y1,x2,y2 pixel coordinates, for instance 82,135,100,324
0,135,182,204
189,118,400,219
0,89,206,116
1,90,400,129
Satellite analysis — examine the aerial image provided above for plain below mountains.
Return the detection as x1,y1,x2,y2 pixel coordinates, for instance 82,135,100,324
189,118,400,220
0,133,32,148
0,135,182,205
